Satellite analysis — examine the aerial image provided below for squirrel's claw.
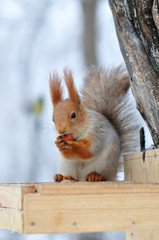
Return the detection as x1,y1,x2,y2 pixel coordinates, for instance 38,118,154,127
54,173,64,182
55,139,74,153
63,175,77,181
86,172,104,182
56,135,64,140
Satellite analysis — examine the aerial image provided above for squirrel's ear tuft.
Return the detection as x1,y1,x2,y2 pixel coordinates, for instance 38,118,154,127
49,72,63,106
63,68,81,108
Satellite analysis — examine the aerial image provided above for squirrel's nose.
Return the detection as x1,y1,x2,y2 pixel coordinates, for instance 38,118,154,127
59,129,66,134
57,125,67,135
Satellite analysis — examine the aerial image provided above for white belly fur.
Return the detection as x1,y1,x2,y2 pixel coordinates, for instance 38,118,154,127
57,144,120,181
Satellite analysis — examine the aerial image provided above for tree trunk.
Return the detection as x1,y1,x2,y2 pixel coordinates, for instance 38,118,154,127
82,0,97,68
109,0,159,147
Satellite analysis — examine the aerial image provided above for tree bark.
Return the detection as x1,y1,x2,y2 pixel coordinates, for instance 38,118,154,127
109,0,159,147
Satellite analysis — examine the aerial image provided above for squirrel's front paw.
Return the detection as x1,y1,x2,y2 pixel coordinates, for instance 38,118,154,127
54,174,77,182
86,172,103,182
55,138,74,153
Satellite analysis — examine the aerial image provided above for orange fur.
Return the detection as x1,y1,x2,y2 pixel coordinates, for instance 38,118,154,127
86,172,104,182
55,136,93,160
49,67,140,182
72,137,94,160
63,68,80,106
61,151,74,160
55,136,94,160
50,72,63,106
54,174,77,182
61,138,94,160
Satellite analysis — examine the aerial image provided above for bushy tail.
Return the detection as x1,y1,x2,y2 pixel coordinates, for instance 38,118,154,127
81,66,140,154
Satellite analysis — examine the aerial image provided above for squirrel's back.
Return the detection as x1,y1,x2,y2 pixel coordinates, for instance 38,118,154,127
81,66,140,154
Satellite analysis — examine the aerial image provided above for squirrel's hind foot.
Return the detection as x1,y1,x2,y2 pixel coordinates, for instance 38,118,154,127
54,174,77,182
86,172,104,182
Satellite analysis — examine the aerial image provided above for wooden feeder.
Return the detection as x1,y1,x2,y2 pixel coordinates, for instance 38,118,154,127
125,149,159,240
125,148,159,183
0,149,159,239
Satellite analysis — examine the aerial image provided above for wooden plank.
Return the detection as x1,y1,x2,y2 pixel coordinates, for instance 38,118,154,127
0,208,23,232
124,149,159,182
124,149,159,239
126,231,159,240
0,181,159,234
124,149,159,162
37,182,159,195
0,184,37,209
23,192,159,234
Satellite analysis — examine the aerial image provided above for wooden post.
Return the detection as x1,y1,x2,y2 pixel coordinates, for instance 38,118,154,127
124,149,159,239
124,149,159,183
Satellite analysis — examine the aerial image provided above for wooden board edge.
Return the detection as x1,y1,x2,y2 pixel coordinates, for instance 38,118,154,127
0,184,37,210
36,181,159,195
0,207,24,233
124,148,159,161
21,185,38,210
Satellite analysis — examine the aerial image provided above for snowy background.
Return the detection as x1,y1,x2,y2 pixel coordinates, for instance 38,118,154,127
0,0,152,239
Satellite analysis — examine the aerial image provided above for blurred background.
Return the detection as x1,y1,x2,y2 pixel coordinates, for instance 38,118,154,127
0,0,152,239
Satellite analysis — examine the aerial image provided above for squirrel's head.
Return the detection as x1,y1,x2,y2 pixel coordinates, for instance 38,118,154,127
50,68,88,139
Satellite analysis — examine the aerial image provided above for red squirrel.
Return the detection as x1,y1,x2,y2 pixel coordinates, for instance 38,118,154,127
50,67,139,182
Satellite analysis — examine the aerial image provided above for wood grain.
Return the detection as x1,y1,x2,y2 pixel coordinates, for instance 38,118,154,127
124,149,159,182
37,181,159,195
0,208,23,232
0,178,159,234
126,231,159,240
23,191,159,233
124,150,159,239
0,184,36,209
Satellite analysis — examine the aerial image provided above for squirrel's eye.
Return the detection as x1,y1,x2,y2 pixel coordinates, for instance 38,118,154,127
52,118,54,123
71,112,76,119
